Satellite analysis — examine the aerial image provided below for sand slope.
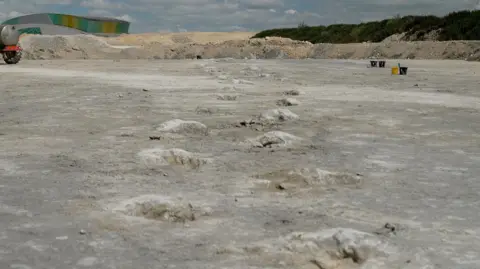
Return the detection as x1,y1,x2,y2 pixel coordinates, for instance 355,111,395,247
17,32,480,61
105,32,256,45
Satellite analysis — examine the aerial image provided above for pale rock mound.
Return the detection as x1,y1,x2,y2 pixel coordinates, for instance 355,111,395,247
218,228,433,269
156,119,208,135
290,168,362,186
243,65,261,71
237,109,298,127
112,195,209,222
258,168,362,190
259,108,299,122
283,89,301,96
246,131,301,148
232,78,254,85
241,65,266,77
216,94,238,101
276,98,300,106
195,106,218,115
138,147,211,169
20,34,127,60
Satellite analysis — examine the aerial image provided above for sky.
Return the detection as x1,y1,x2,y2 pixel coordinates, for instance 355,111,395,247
0,0,479,33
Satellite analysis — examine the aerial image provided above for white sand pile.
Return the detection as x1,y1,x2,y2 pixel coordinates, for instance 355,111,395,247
195,106,218,115
237,109,298,127
217,228,433,269
138,147,211,169
111,195,210,222
245,131,301,148
283,89,302,96
276,98,300,106
241,65,266,77
258,168,363,190
259,108,299,122
216,94,238,101
105,32,255,46
156,119,208,136
20,34,120,60
289,168,362,186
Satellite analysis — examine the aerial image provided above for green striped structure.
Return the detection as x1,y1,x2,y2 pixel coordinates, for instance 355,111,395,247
2,13,130,35
17,27,42,35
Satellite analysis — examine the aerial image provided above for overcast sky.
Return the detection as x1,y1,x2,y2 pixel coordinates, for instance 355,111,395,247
0,0,478,33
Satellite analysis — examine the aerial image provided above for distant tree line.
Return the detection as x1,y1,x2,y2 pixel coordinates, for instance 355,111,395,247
252,10,480,43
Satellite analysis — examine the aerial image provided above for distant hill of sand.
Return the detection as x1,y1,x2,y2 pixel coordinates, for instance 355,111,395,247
17,32,480,61
105,32,257,46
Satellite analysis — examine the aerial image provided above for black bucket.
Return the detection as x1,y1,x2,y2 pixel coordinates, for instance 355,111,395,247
399,67,408,75
370,60,378,67
379,61,386,68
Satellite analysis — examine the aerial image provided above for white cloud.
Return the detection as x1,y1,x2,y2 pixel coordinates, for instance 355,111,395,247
241,0,284,9
88,9,114,17
176,25,188,32
284,9,297,15
25,0,72,4
7,11,25,18
115,14,135,22
156,28,173,33
80,0,124,9
0,11,25,22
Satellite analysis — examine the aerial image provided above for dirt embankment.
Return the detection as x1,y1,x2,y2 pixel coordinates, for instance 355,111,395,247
18,32,480,61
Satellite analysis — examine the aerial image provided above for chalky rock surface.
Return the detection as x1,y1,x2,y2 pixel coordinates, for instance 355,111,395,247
0,59,478,269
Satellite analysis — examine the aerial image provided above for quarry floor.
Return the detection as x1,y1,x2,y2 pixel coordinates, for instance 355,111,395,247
0,59,479,269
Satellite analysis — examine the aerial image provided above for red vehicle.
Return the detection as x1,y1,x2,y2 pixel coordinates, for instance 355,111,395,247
0,44,21,64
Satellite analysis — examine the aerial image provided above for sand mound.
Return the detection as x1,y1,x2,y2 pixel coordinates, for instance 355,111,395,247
20,34,126,60
106,32,255,46
217,228,432,268
246,131,301,148
216,94,238,101
283,89,301,96
241,65,270,77
259,108,299,122
195,106,218,115
237,109,298,128
276,98,300,106
257,168,362,190
112,195,209,222
291,168,362,186
156,119,208,135
138,148,211,169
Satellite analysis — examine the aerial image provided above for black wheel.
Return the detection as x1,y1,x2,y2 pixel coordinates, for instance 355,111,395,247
3,51,22,64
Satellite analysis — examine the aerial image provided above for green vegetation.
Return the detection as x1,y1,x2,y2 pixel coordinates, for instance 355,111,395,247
252,10,480,43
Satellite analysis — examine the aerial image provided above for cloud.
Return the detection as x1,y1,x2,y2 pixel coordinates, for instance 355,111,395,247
0,11,25,22
115,14,135,22
0,0,477,32
241,0,284,10
80,0,124,9
88,9,114,17
284,9,297,15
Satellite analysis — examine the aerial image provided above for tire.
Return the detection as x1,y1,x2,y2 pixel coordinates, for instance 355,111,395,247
3,51,21,64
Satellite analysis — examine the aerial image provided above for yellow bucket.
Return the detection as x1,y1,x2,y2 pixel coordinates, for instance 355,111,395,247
391,67,399,75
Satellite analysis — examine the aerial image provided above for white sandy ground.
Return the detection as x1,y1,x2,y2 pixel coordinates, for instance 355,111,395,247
0,59,479,268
